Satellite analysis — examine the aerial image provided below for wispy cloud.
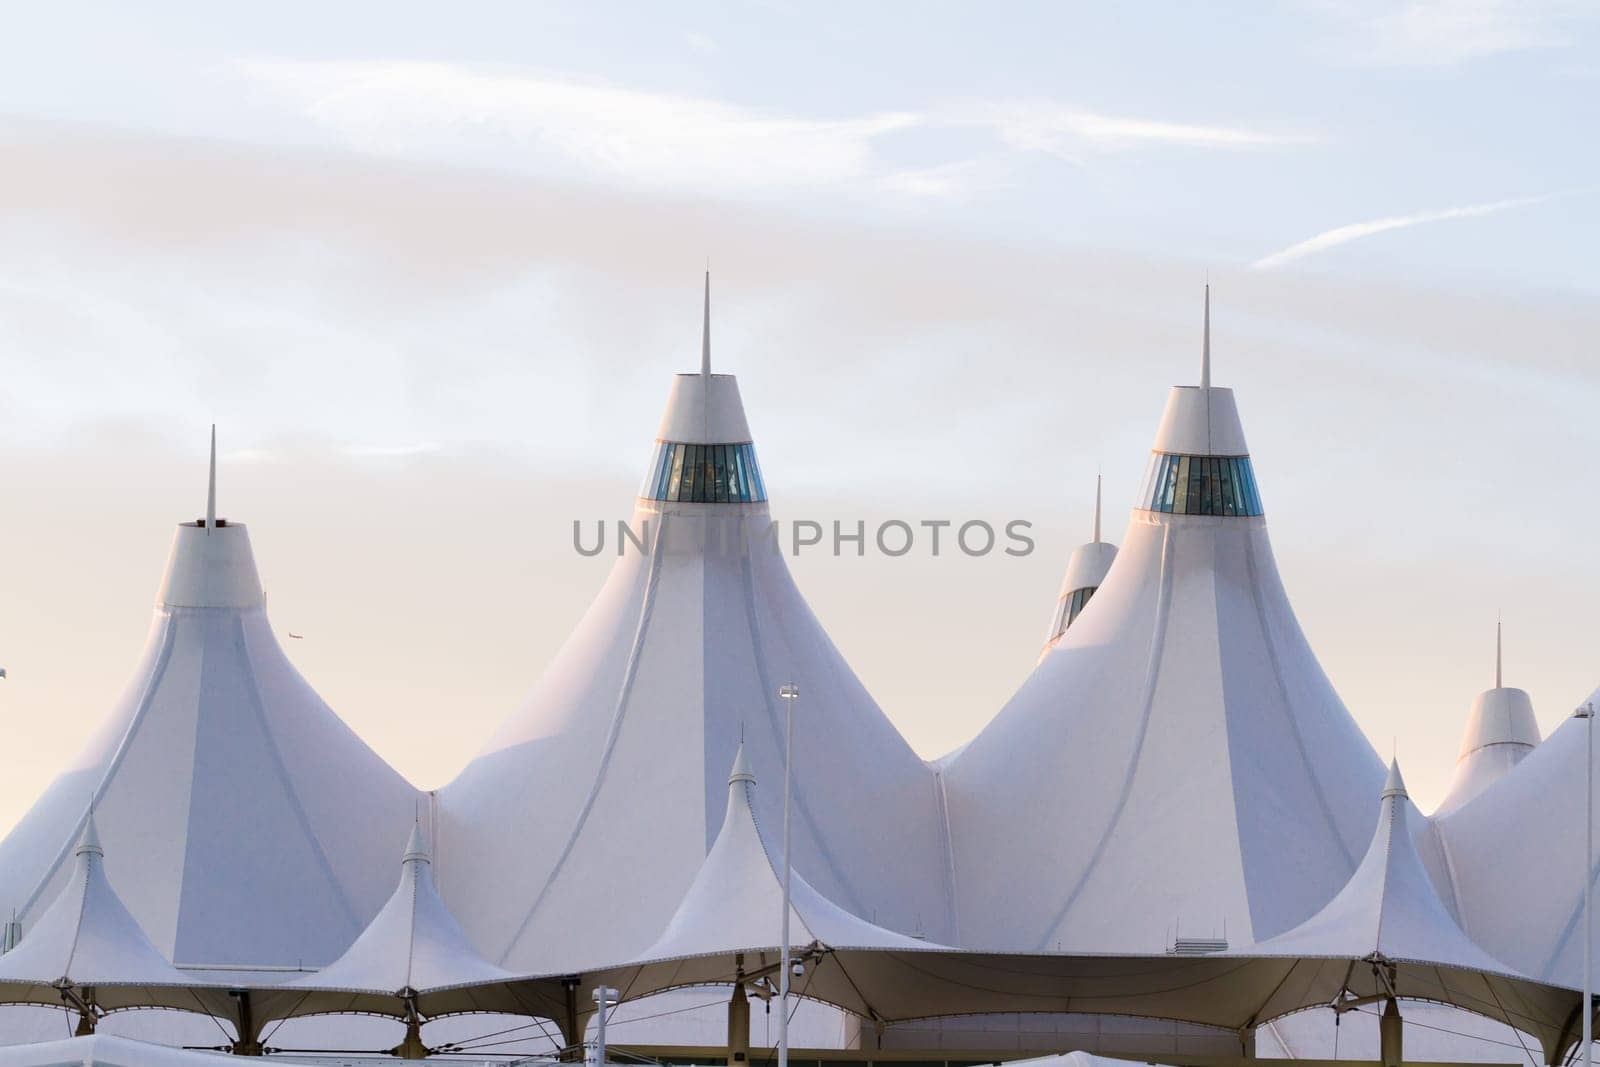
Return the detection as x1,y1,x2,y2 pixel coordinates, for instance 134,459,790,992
967,102,1317,162
234,59,1317,199
1319,0,1592,66
235,59,917,193
1251,194,1555,269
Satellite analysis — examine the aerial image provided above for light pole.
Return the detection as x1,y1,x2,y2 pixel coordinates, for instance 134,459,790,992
591,985,618,1067
776,682,800,1067
1579,702,1596,1067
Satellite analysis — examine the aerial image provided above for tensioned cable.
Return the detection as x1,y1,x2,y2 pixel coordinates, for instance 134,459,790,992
183,987,235,1043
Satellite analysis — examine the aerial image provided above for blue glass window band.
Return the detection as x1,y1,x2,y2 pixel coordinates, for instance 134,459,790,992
641,441,768,503
1137,452,1263,517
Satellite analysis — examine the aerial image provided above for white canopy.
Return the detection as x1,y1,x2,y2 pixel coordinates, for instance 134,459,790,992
1434,632,1540,816
643,745,936,961
0,813,229,1018
1238,762,1575,1049
0,443,423,969
1437,694,1600,991
944,336,1384,954
440,328,953,972
292,823,514,997
0,1035,242,1067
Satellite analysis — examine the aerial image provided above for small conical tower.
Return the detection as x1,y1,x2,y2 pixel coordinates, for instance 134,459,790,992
1434,620,1540,815
643,745,934,959
440,277,953,971
0,431,422,967
945,288,1383,952
0,810,208,1028
1041,475,1118,656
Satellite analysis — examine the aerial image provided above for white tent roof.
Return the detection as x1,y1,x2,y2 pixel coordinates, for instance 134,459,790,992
1435,630,1540,816
1436,691,1599,991
0,813,233,1018
1040,478,1117,655
0,814,187,989
293,823,514,996
641,745,936,961
1249,761,1518,976
944,321,1384,954
0,1035,243,1067
440,317,953,972
0,443,422,969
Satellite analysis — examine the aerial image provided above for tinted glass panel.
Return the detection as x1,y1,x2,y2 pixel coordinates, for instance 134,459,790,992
641,441,769,503
1137,452,1263,517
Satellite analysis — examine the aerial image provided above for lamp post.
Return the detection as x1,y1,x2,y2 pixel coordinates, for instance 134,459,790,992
591,985,618,1067
776,682,800,1067
1579,701,1595,1067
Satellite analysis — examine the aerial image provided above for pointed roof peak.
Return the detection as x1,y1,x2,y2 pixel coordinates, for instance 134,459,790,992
75,810,103,859
1200,284,1211,392
205,424,217,534
402,822,430,865
1092,472,1103,544
729,742,755,785
1495,614,1503,689
700,270,712,377
1382,758,1408,800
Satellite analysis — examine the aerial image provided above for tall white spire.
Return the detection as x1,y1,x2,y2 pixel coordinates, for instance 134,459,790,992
1093,473,1102,544
1495,615,1503,689
1200,285,1211,392
700,270,711,377
205,424,217,534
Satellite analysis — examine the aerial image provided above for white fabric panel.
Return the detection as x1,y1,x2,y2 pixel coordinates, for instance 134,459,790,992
1438,707,1600,988
643,750,932,961
0,1035,242,1066
1250,765,1520,980
945,386,1384,953
443,369,953,972
0,822,182,987
296,826,512,995
0,522,422,971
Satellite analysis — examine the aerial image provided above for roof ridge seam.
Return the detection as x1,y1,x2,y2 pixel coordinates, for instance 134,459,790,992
496,515,671,965
1035,521,1177,950
16,619,181,921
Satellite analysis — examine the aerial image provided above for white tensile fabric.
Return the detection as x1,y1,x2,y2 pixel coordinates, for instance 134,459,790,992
1437,693,1600,991
439,367,954,973
0,814,229,1017
641,745,935,961
0,1035,242,1066
1434,685,1540,816
1238,761,1577,1060
0,514,422,969
943,382,1386,953
292,823,513,997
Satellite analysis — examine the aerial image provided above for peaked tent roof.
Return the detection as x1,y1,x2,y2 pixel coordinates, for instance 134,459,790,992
292,823,514,997
1435,625,1540,815
1040,476,1118,655
642,745,936,961
0,1035,244,1067
0,814,230,1015
0,438,423,968
1236,762,1579,1060
1436,687,1600,991
440,291,953,971
1250,762,1516,971
944,298,1384,953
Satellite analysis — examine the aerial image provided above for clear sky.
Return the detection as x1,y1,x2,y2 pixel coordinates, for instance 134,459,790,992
0,0,1597,825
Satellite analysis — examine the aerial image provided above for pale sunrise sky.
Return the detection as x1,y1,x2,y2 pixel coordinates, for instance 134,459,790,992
1,0,1598,825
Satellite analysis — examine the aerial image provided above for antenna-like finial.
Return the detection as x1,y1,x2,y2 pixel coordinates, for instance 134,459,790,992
1200,285,1211,391
1093,472,1102,544
205,424,217,534
700,270,711,377
1495,614,1503,689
